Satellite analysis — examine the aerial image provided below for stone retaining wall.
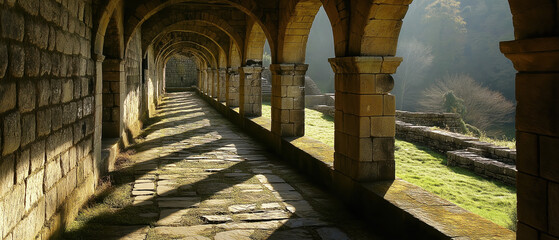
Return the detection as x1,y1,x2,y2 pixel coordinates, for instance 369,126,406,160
447,150,516,185
395,110,466,133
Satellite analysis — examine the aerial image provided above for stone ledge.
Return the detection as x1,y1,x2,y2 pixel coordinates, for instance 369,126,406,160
197,90,515,239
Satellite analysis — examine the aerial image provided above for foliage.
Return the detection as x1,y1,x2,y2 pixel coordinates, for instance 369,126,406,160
419,74,514,135
393,38,434,110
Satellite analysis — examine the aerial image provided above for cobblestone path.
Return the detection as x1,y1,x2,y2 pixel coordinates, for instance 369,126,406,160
84,92,382,240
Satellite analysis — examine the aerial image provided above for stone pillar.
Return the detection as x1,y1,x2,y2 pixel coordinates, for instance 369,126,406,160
94,54,105,183
201,69,208,94
102,58,125,138
227,68,240,107
329,56,401,182
270,64,308,137
204,69,212,94
218,68,227,102
239,66,262,117
501,38,559,240
197,70,203,90
212,69,219,99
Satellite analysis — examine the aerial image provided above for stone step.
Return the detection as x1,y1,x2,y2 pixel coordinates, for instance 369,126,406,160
447,149,516,186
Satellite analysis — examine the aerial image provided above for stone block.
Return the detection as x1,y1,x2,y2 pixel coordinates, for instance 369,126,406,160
37,108,52,137
40,51,52,76
334,157,395,182
9,44,24,78
540,136,559,182
18,80,36,112
61,149,70,175
370,116,395,137
30,140,45,172
37,79,51,107
513,133,538,176
74,76,81,99
347,136,373,162
371,137,394,162
45,185,57,220
0,154,15,196
344,94,383,116
45,158,62,190
517,172,548,231
0,82,16,113
61,78,73,103
63,102,77,125
1,8,24,41
21,113,36,147
25,46,40,77
25,169,44,212
50,78,62,104
16,149,29,184
383,94,396,115
3,112,21,155
52,106,62,130
13,197,44,240
2,183,25,238
0,41,7,78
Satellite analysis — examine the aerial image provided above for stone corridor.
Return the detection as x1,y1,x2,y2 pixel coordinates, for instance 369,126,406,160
84,92,381,240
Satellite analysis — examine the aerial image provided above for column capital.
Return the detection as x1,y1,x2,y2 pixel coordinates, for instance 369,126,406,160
240,66,263,74
269,63,308,75
328,56,402,74
228,67,239,74
94,53,105,62
500,37,559,72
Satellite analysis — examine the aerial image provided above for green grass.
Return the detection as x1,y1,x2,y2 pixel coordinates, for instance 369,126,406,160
261,103,517,229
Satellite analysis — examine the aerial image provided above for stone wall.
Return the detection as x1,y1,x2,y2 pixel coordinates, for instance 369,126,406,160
165,55,197,88
396,121,517,185
122,30,144,145
395,110,467,133
0,0,97,239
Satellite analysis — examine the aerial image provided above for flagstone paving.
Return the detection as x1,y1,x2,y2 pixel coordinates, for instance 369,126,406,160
80,92,382,240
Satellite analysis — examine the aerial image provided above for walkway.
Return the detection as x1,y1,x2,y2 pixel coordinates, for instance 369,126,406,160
73,92,382,240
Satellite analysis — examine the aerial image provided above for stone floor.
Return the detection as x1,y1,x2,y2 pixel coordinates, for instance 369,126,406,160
88,92,382,240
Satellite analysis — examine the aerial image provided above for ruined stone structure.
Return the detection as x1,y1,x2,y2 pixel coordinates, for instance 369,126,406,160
0,0,556,239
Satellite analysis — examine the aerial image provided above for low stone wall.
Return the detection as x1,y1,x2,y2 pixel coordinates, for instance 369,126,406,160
396,121,516,163
447,149,516,185
396,110,466,133
305,95,335,108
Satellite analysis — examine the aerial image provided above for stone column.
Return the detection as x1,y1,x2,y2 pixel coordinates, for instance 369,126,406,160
239,66,263,117
212,69,219,99
501,38,559,240
218,68,227,102
201,69,208,94
198,70,203,91
270,64,308,137
102,58,125,138
329,56,401,182
227,68,240,107
94,54,105,183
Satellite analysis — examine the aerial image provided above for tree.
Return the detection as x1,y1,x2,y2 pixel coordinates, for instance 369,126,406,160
393,38,434,110
418,74,514,134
